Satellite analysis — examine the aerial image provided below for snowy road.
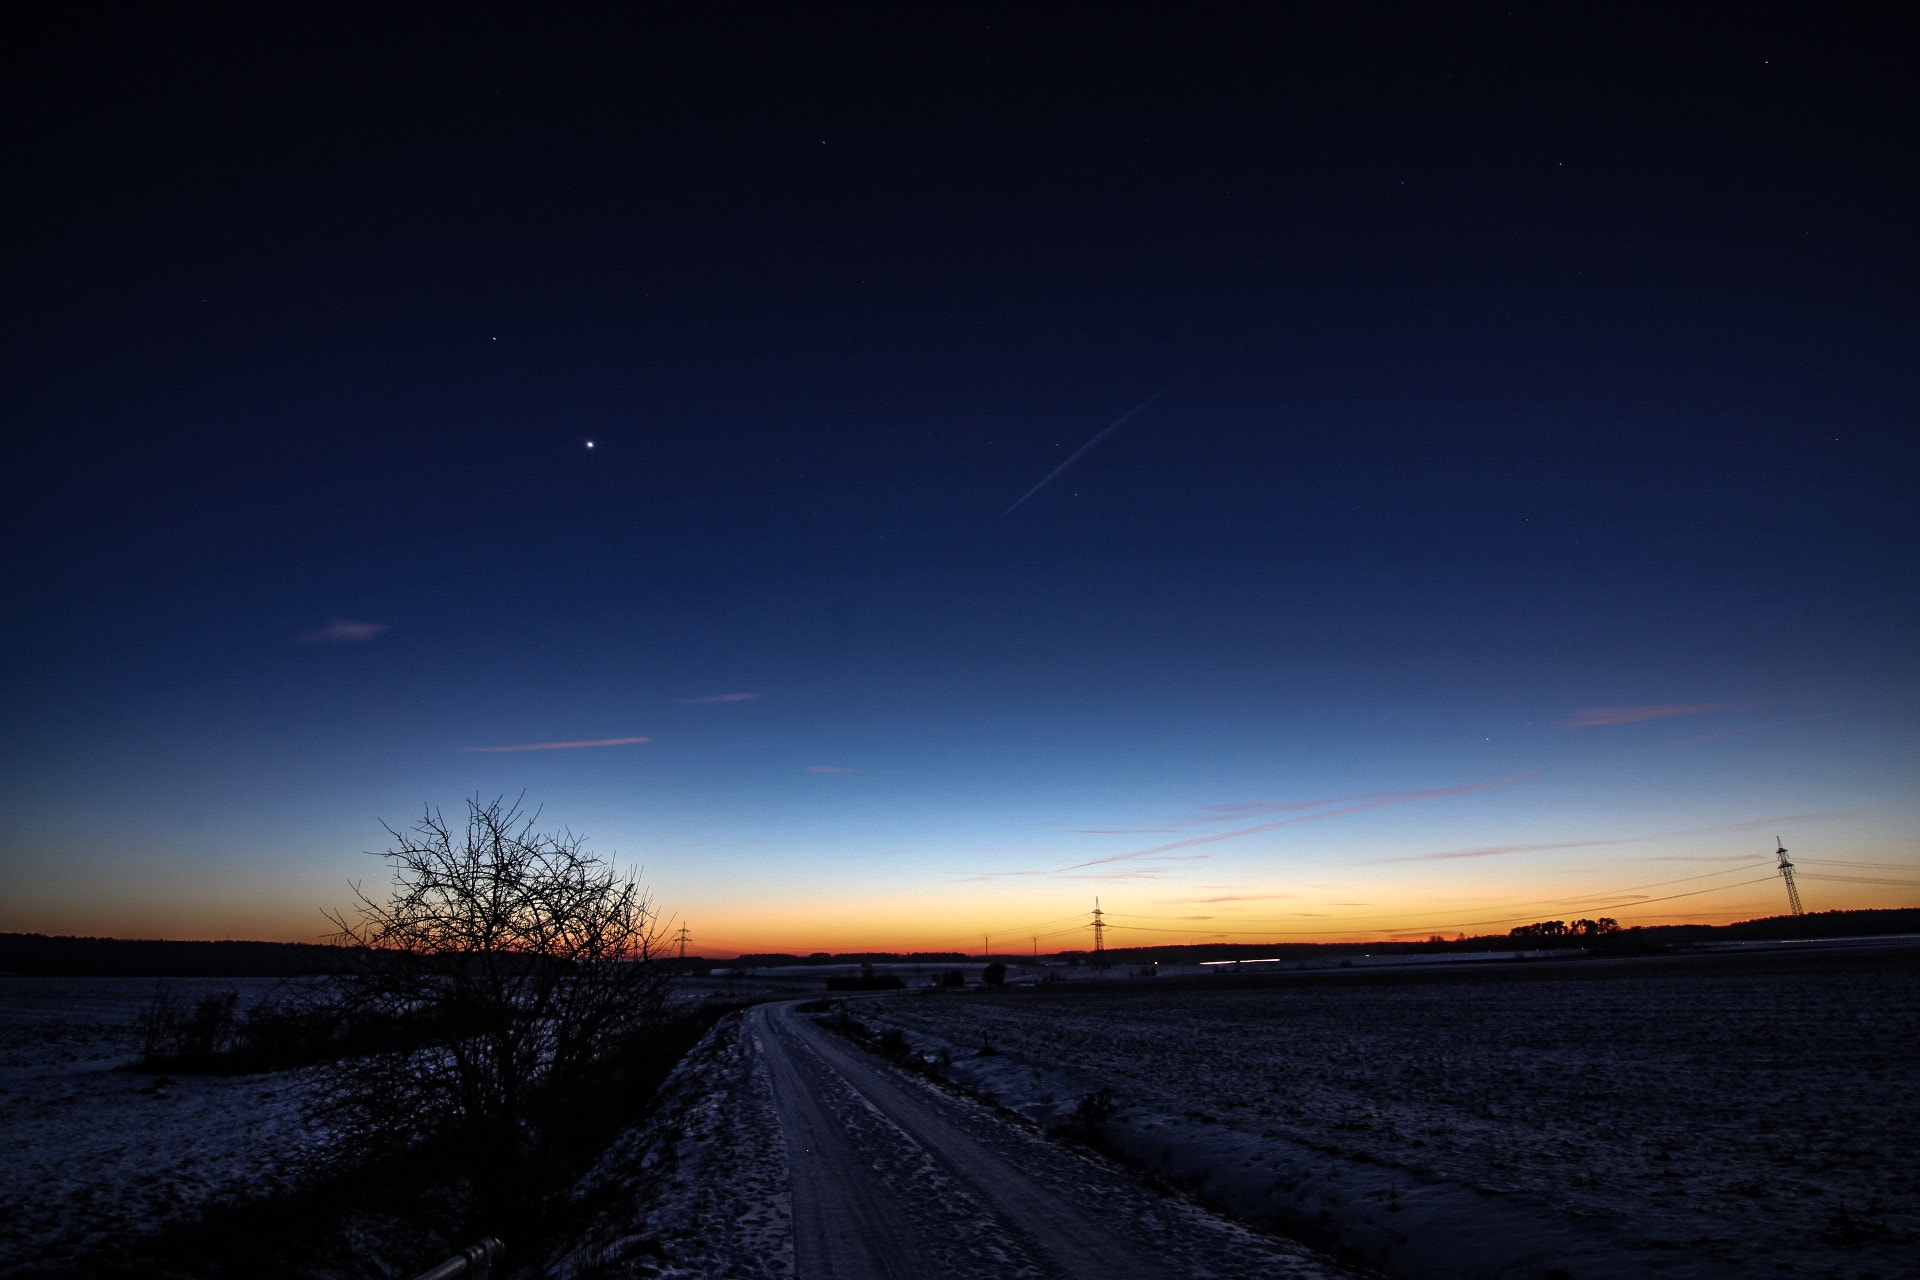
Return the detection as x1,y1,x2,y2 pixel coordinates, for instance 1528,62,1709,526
749,1003,1348,1280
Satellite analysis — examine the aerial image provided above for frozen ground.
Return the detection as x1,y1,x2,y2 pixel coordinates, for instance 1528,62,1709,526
0,977,320,1277
556,1005,1352,1280
555,1010,796,1279
843,942,1920,1280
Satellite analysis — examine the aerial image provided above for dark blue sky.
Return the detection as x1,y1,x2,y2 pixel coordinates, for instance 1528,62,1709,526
3,5,1914,949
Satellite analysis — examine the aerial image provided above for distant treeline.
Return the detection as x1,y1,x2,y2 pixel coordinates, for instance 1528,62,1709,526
0,933,359,977
1640,908,1920,943
8,908,1913,976
732,951,969,967
1052,908,1920,967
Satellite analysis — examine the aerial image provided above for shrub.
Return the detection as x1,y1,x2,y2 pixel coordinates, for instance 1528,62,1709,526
826,963,906,991
134,981,353,1073
316,796,669,1188
137,984,239,1065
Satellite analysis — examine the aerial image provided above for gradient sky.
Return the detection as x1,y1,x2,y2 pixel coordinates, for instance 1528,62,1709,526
3,6,1915,954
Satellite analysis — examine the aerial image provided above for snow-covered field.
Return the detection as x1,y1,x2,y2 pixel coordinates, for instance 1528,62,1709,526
554,1012,794,1279
0,977,319,1276
8,945,1914,1280
842,944,1920,1280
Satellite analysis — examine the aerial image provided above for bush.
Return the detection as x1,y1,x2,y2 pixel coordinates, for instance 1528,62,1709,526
982,962,1006,986
138,984,239,1065
316,796,669,1202
1073,1087,1117,1129
134,981,353,1073
1053,1087,1118,1146
826,963,906,991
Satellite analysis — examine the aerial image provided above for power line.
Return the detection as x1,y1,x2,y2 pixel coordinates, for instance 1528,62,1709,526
1101,861,1773,933
1798,873,1920,888
1098,875,1785,938
1798,859,1920,871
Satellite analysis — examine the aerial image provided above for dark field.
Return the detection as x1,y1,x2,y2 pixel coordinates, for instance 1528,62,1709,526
855,942,1920,1279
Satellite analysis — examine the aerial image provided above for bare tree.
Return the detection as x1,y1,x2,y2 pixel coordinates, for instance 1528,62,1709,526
318,795,667,1165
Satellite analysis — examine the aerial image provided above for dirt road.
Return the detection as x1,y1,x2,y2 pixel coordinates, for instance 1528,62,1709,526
749,1002,1348,1280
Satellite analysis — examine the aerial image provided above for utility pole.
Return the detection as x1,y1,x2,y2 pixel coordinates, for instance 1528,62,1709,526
1775,838,1804,916
675,923,692,960
1091,898,1106,969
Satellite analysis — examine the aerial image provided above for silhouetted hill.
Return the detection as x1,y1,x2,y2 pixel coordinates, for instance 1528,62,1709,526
0,933,358,977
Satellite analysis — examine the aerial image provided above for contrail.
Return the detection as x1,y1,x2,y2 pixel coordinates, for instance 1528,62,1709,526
1000,386,1171,518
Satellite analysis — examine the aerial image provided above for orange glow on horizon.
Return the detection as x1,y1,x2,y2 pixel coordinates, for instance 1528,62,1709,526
4,865,1911,955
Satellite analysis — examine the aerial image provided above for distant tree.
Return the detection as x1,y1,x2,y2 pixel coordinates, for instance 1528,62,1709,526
982,962,1007,986
317,795,667,1174
138,983,240,1064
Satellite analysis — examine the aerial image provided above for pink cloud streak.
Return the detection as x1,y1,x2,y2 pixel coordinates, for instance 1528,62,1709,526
298,619,389,644
459,736,650,753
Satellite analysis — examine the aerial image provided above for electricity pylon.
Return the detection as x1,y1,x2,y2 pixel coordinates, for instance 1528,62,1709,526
676,923,692,960
1091,898,1107,969
1775,839,1804,916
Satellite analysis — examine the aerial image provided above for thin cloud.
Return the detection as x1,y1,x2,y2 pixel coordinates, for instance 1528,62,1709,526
1353,838,1626,867
1664,812,1843,836
806,765,854,774
1639,719,1799,750
1073,792,1397,837
298,619,388,645
1558,703,1747,728
1647,854,1773,863
676,692,762,704
1063,867,1181,881
961,853,1210,883
1191,796,1379,824
1052,770,1542,874
459,736,650,753
1167,893,1296,904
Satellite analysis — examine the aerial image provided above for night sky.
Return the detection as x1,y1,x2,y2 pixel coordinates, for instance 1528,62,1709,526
4,6,1915,953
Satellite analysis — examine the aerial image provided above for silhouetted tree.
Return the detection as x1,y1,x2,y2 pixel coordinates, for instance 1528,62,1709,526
317,796,667,1174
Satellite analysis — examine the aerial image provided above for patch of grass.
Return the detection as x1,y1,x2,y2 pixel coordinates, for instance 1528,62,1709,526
50,1008,726,1280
